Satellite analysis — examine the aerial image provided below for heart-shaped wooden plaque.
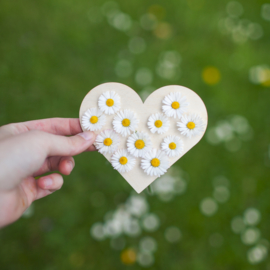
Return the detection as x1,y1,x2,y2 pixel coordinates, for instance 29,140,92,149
79,83,208,193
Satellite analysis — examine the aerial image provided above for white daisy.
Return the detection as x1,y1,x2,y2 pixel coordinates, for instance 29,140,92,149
147,113,170,134
162,92,189,119
177,114,205,138
98,91,121,115
127,131,152,158
161,135,184,157
81,108,106,131
112,109,139,137
141,149,170,177
111,149,136,173
95,130,120,154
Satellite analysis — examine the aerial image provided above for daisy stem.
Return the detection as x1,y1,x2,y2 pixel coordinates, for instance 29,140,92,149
147,185,153,195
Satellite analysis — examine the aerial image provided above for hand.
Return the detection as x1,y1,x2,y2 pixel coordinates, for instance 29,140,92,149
0,118,96,228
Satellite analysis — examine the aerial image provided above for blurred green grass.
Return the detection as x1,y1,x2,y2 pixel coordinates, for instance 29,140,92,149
1,0,270,269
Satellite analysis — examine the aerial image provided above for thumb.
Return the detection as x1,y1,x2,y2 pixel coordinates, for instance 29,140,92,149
45,131,96,157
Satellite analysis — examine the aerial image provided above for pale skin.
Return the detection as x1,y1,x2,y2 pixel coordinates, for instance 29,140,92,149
0,118,96,228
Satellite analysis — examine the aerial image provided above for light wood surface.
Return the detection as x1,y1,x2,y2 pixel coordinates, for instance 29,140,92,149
79,83,208,193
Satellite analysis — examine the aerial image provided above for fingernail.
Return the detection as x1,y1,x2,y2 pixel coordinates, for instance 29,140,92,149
78,131,94,141
43,177,53,188
67,160,74,171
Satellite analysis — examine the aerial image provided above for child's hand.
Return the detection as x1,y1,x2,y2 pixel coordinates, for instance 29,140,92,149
0,118,96,228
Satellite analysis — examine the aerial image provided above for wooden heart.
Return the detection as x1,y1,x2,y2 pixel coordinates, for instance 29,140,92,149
79,83,208,193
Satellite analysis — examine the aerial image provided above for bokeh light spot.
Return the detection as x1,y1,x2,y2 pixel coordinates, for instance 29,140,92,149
247,244,268,264
142,213,160,231
139,236,157,253
154,22,173,39
110,12,132,31
90,222,106,240
226,1,243,18
249,65,270,86
165,226,182,243
261,4,270,21
261,69,270,87
156,50,181,80
121,248,136,265
231,216,245,234
202,66,221,85
137,251,155,267
200,197,218,216
241,228,261,245
213,186,230,203
243,208,261,226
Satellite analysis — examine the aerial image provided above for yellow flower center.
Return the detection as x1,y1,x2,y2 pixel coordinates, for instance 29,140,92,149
171,101,180,109
187,121,196,130
151,158,160,167
154,120,163,128
169,142,176,149
119,156,128,165
103,138,112,146
106,98,114,107
135,139,145,149
122,118,130,127
90,116,98,124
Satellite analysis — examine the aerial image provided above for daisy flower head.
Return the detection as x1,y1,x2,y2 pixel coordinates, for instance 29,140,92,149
141,149,170,177
95,129,120,154
177,114,205,138
81,108,106,131
112,109,139,137
161,135,184,157
127,131,152,158
98,91,121,115
162,92,189,119
111,149,136,173
147,113,170,134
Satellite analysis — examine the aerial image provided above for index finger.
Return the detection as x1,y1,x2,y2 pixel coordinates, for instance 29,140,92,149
5,118,83,136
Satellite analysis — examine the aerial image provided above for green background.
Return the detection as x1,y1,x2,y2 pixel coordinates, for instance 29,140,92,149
0,0,270,269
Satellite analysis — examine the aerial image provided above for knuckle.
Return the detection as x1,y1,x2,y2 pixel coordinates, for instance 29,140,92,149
0,123,20,135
